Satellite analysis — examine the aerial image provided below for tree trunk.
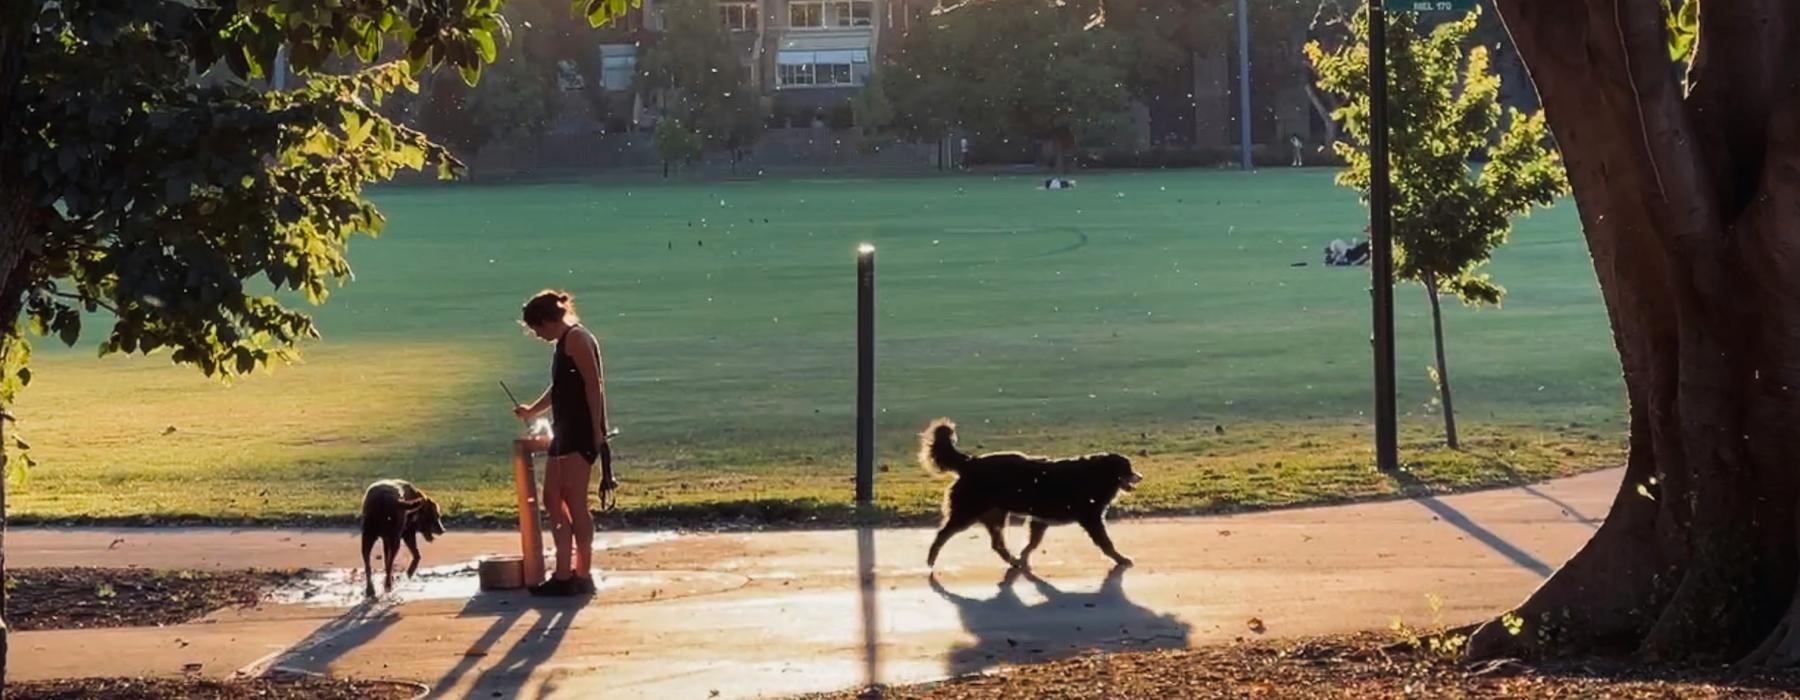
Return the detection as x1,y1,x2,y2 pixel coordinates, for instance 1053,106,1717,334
1469,0,1800,665
0,12,34,685
1304,84,1339,149
0,189,39,688
1424,273,1459,449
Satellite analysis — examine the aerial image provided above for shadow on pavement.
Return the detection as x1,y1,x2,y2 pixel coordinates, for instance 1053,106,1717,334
428,591,585,698
928,565,1190,677
1389,468,1557,577
267,600,402,676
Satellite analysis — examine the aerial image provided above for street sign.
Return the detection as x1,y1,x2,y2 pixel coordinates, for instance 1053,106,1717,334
1385,0,1477,12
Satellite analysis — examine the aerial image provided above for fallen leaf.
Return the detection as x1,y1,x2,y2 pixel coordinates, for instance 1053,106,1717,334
1247,617,1267,634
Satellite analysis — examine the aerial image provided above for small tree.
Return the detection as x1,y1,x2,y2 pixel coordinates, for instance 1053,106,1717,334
1307,7,1568,448
653,117,703,176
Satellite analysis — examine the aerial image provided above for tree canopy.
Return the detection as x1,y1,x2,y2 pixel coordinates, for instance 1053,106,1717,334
881,0,1130,157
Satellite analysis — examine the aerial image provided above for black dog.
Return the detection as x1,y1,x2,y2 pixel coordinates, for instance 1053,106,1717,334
359,479,446,597
921,419,1142,569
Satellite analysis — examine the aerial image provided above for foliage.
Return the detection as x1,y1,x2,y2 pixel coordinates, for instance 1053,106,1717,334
851,72,896,140
1391,593,1469,662
638,0,762,155
1307,6,1567,307
1664,0,1698,63
653,117,704,166
883,0,1129,151
427,0,599,154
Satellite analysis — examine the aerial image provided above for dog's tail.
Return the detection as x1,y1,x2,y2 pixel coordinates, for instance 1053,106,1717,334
919,418,972,474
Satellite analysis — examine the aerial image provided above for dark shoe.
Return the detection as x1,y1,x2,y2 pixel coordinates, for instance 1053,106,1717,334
529,577,574,597
572,576,597,596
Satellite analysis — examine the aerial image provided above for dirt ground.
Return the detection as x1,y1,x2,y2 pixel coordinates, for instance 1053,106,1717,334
8,672,423,700
812,634,1800,699
6,567,295,630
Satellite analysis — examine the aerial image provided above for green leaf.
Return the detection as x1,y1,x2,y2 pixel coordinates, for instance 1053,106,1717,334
344,110,373,149
472,29,497,64
56,314,81,348
1666,0,1698,62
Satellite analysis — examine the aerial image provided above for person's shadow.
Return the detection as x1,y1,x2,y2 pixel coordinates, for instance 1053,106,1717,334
928,565,1191,677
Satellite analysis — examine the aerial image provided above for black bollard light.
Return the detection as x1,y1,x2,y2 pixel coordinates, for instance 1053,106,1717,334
856,244,876,505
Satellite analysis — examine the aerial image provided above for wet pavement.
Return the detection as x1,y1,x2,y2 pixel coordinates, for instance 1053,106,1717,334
9,469,1620,699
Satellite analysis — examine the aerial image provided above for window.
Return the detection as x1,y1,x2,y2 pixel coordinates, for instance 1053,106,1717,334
720,2,757,31
831,0,873,27
599,44,637,92
789,1,824,28
776,49,869,87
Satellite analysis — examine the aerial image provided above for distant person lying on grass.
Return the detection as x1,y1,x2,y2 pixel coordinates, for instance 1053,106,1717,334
513,289,615,597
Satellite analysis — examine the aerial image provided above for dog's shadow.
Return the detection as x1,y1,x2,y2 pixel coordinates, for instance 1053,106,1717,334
928,565,1191,677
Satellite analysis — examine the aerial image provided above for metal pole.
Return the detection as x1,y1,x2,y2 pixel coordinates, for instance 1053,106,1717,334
1235,0,1253,171
1369,1,1398,471
856,244,876,504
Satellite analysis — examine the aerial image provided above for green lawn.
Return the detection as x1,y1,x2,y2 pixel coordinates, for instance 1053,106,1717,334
10,169,1625,526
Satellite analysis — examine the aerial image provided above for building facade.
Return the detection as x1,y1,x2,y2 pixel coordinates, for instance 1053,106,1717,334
590,0,927,130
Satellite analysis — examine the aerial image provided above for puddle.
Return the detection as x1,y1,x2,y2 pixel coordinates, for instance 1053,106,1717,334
271,531,692,608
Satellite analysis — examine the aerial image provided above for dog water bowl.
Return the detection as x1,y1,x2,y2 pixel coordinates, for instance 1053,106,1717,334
478,556,526,590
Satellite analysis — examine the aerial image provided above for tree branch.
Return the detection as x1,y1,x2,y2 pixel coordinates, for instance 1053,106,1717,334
48,290,117,315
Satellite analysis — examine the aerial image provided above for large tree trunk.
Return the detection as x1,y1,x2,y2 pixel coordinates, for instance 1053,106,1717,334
1425,273,1459,449
1470,0,1800,665
0,191,37,689
0,11,32,686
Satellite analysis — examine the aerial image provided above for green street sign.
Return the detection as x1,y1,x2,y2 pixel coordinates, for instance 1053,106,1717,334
1385,0,1477,12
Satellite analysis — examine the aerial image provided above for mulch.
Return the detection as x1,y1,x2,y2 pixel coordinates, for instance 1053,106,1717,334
6,567,297,631
812,633,1800,699
8,673,424,700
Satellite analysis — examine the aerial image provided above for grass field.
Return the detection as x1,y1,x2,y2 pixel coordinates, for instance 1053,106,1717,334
10,169,1626,526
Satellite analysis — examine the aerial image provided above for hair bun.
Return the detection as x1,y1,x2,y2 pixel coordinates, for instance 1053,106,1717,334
556,293,571,304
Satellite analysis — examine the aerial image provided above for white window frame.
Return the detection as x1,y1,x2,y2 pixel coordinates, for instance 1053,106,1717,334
720,2,757,31
830,0,873,27
789,1,825,28
776,49,869,88
599,44,637,92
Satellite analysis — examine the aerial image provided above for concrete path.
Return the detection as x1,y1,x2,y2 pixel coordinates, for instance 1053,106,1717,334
8,469,1620,699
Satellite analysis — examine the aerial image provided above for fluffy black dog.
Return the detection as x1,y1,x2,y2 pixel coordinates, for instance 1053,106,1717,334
920,419,1142,569
360,479,446,597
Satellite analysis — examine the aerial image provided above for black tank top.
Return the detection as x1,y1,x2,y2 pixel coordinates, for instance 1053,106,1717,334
551,326,597,444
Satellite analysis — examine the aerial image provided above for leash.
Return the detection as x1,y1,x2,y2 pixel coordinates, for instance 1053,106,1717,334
598,427,622,512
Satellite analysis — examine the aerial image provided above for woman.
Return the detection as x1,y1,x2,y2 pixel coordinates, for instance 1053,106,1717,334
514,290,614,596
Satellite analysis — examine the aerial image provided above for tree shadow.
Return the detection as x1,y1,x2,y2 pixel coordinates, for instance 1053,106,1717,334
1389,468,1554,577
927,565,1190,677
